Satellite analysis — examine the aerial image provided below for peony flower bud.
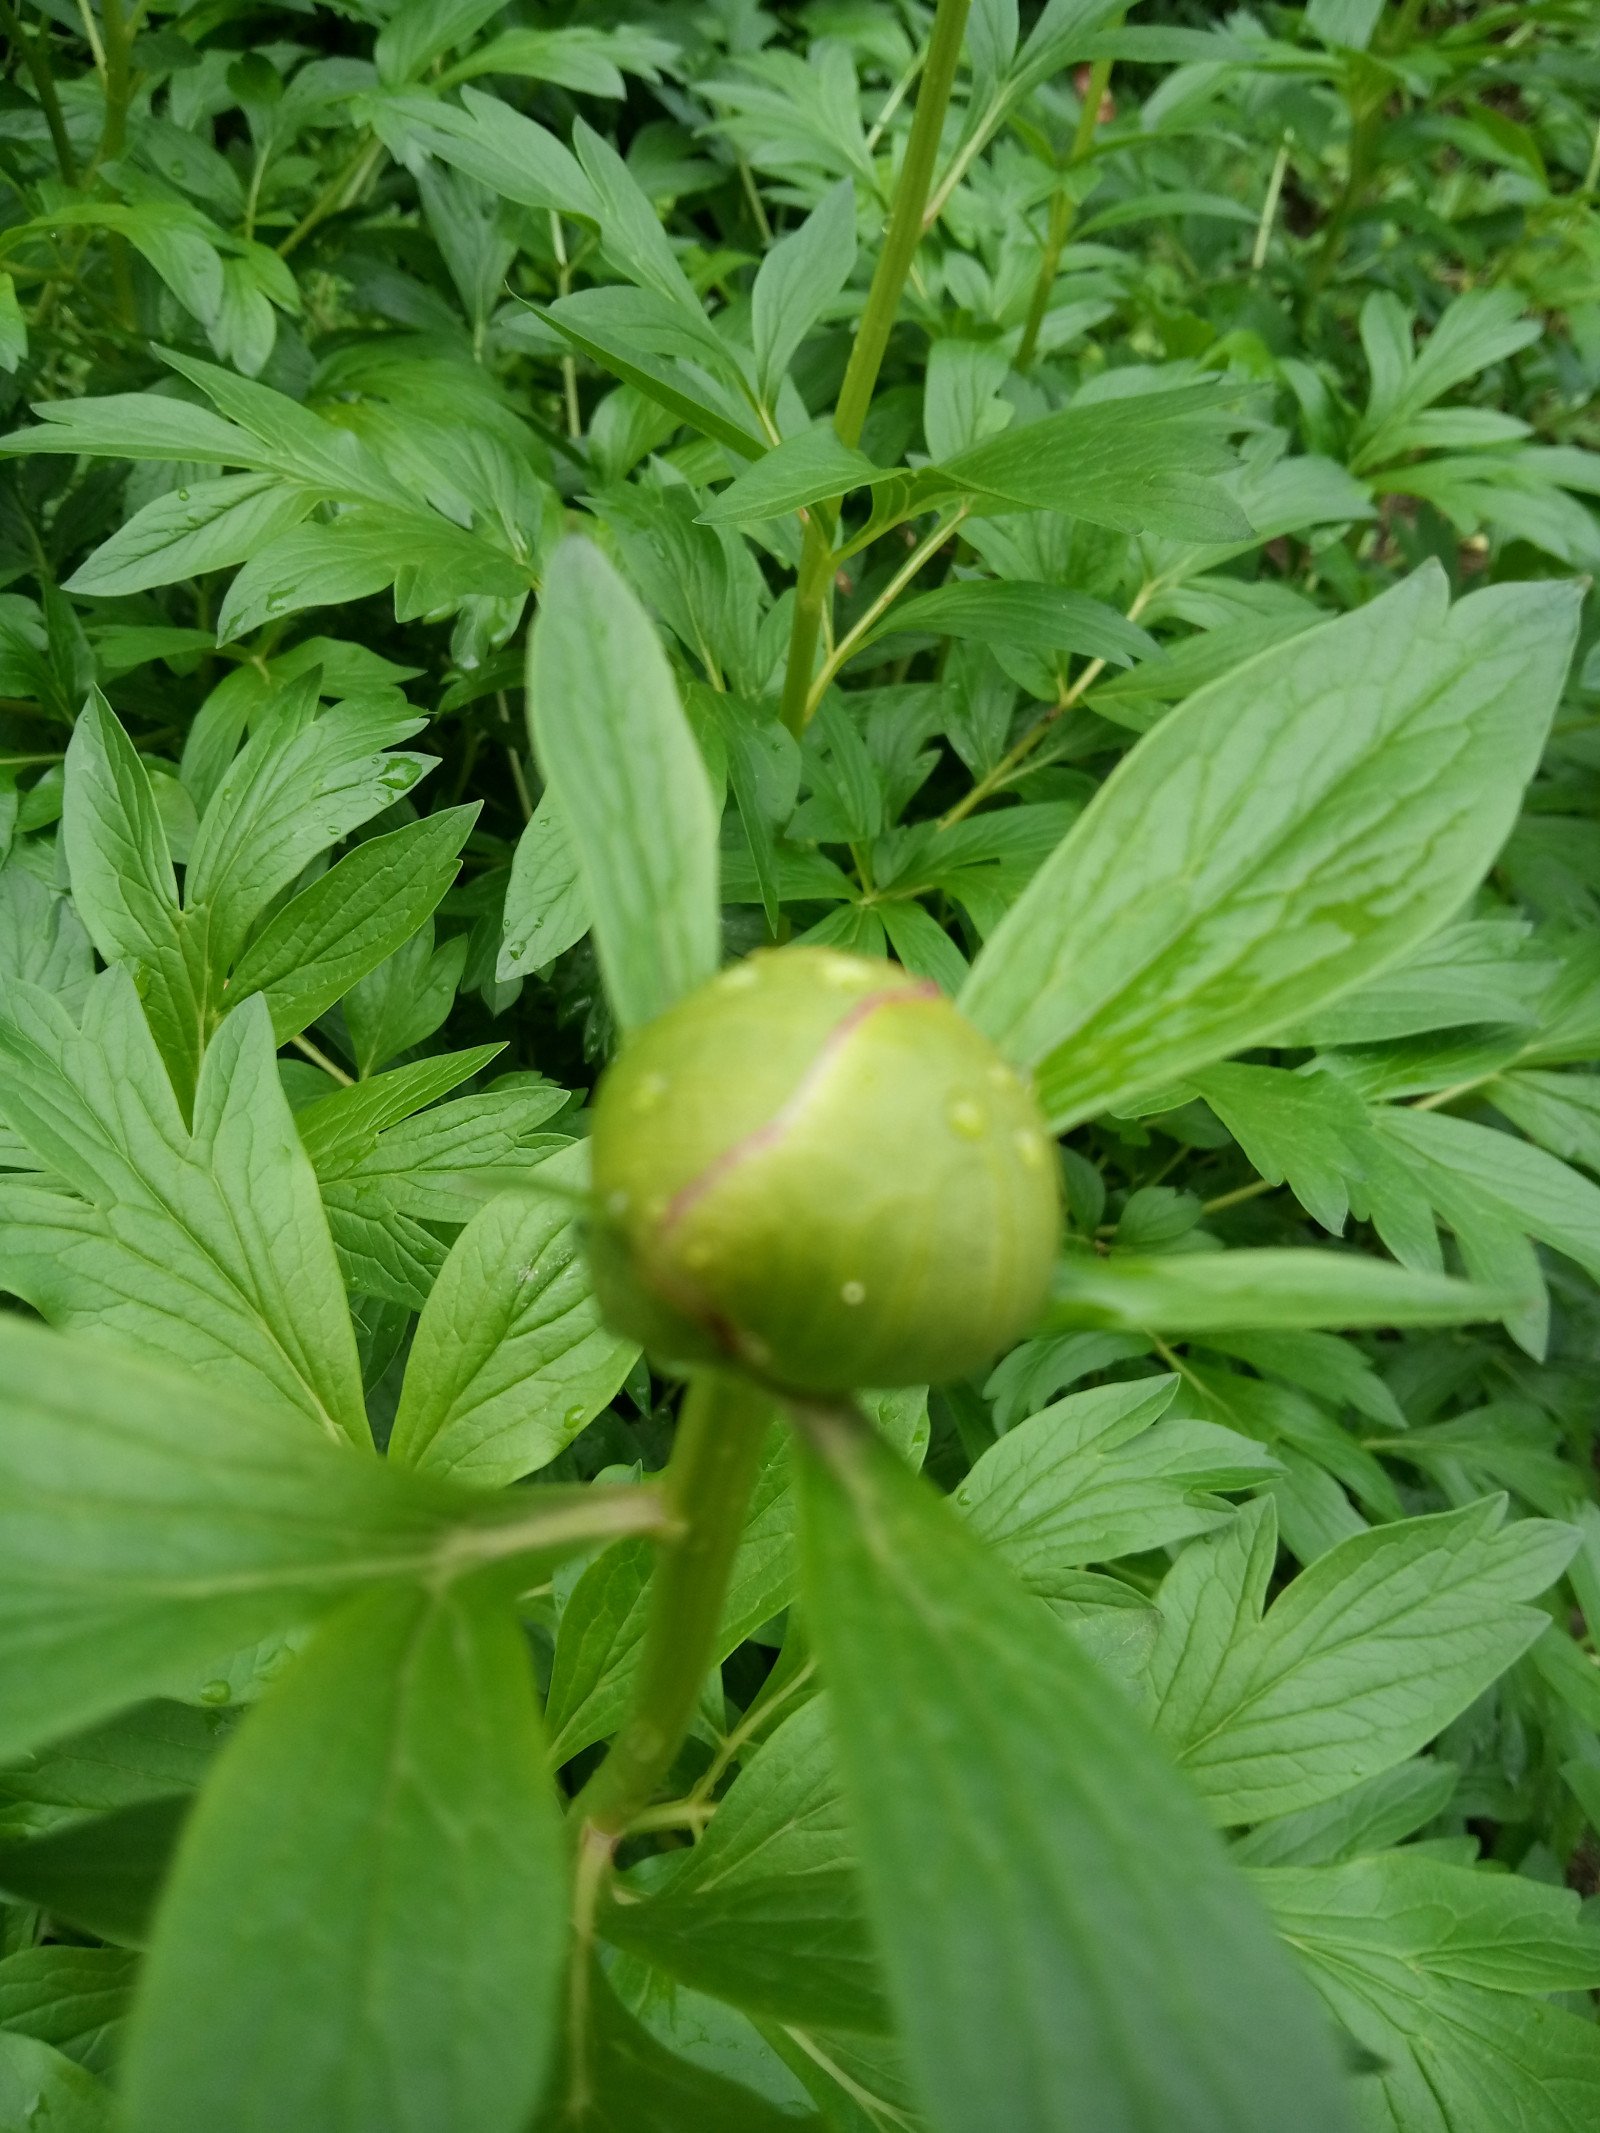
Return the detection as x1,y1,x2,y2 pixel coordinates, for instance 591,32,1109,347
587,947,1061,1392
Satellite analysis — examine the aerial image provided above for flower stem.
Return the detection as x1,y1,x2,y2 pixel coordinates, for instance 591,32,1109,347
777,0,973,738
1016,52,1114,371
571,1368,771,1840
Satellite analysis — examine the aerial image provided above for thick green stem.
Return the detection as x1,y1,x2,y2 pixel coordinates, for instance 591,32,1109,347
777,0,973,738
571,1369,770,1839
1016,53,1113,371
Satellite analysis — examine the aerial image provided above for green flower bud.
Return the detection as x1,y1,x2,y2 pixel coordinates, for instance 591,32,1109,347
587,947,1061,1393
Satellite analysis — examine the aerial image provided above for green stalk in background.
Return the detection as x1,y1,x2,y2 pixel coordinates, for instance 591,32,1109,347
777,0,974,738
1016,50,1115,371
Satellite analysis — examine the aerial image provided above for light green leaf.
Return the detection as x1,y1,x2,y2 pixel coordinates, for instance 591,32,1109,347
389,1147,637,1487
228,806,477,1042
65,474,316,599
1042,1248,1499,1335
0,2031,110,2132
1376,1105,1600,1285
0,1316,659,1767
752,179,857,405
868,580,1157,665
371,87,597,217
795,1417,1353,2133
0,982,366,1445
1260,1852,1600,2133
526,539,720,1030
121,1583,567,2133
0,1944,136,2076
954,1376,1279,1584
697,427,882,526
1231,1757,1459,1867
963,568,1582,1126
602,1695,887,2034
62,690,205,1115
498,790,591,980
1149,1496,1576,1823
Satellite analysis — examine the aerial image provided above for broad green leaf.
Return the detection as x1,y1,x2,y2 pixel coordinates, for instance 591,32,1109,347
65,473,316,599
551,1964,822,2132
0,2031,110,2132
228,805,477,1041
795,1418,1353,2133
697,427,883,526
0,1795,188,1946
1259,1852,1600,2133
0,1316,661,1765
927,381,1252,540
1042,1248,1501,1335
185,684,433,972
1231,1756,1459,1867
121,1583,567,2133
526,539,720,1030
341,920,468,1078
1489,1069,1600,1173
868,581,1156,666
603,1695,887,2034
0,1944,136,2076
389,1146,637,1487
537,297,765,460
751,178,857,405
62,690,205,1114
961,569,1583,1125
0,1699,231,1834
954,1376,1279,1584
1149,1496,1576,1823
0,982,366,1443
1376,1105,1600,1285
369,88,597,218
1285,919,1555,1046
498,790,591,979
1191,1064,1441,1269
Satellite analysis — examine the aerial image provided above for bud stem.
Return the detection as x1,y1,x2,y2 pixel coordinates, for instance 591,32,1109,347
571,1368,771,1840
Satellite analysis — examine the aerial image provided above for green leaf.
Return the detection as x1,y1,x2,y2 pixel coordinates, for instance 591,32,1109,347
963,568,1582,1125
1231,1756,1460,1867
0,1796,188,1947
0,1944,136,2077
751,179,857,405
953,1375,1279,1584
185,683,433,974
696,427,883,526
65,473,316,599
551,1964,821,2131
0,983,367,1444
369,88,596,218
121,1583,567,2133
389,1147,637,1487
526,539,720,1030
929,381,1253,541
1148,1496,1575,1823
1042,1248,1501,1335
602,1695,888,2034
0,2031,111,2133
795,1416,1353,2133
62,690,205,1115
0,1315,660,1765
1259,1852,1600,2133
1376,1105,1600,1285
537,298,765,460
868,580,1157,666
498,791,591,980
227,806,477,1042
0,1699,232,1831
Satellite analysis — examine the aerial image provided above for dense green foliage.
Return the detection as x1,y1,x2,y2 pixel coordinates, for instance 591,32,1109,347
3,0,1600,2127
